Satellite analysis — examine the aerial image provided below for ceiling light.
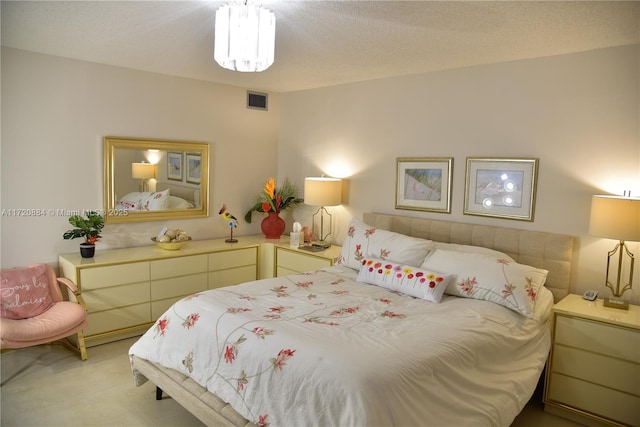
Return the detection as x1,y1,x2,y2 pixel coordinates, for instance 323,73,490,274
214,3,276,72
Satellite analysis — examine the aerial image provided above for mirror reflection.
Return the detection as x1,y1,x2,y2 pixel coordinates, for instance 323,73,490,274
104,137,209,223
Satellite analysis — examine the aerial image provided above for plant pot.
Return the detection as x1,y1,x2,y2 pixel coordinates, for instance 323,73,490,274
261,212,286,239
79,243,96,258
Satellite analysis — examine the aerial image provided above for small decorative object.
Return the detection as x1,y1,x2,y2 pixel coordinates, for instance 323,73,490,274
63,211,105,258
464,157,538,221
219,204,239,243
245,177,303,239
302,226,313,243
396,157,453,213
152,228,191,250
290,222,302,247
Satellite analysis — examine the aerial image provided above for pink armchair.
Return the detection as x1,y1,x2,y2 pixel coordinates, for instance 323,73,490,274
1,263,88,360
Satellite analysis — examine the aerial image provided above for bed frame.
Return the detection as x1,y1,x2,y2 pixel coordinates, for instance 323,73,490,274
131,212,576,427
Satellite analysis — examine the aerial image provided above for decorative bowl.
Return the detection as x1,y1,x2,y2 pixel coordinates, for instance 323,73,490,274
151,236,191,250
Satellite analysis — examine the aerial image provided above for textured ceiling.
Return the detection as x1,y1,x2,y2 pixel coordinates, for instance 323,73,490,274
2,1,639,93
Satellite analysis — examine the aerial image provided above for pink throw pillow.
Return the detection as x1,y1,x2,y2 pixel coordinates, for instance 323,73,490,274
1,264,54,319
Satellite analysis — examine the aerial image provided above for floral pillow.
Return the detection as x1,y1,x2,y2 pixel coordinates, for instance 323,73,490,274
356,258,452,303
338,217,433,271
421,249,548,318
140,189,170,211
1,264,54,320
116,192,143,211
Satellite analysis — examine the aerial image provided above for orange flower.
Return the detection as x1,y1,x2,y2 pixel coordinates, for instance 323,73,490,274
264,178,276,199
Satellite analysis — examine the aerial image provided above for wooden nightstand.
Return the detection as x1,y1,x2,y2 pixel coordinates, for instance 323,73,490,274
544,294,640,427
273,243,342,276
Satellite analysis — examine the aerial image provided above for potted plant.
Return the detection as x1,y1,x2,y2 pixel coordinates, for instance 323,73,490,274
245,178,302,239
63,211,105,258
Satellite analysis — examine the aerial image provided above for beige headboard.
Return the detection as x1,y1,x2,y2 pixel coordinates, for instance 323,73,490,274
363,212,575,303
156,182,200,207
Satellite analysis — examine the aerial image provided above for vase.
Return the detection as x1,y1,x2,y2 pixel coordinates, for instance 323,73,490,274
79,243,95,258
261,212,286,239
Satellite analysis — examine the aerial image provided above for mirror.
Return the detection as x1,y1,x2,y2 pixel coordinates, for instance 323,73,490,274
104,136,209,223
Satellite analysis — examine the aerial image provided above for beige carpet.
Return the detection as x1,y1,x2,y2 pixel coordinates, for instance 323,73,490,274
1,338,581,427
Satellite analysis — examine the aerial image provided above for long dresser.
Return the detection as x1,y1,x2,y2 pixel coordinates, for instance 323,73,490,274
59,237,264,347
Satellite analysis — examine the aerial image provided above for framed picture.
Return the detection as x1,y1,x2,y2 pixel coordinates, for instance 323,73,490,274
167,151,183,181
464,157,539,221
186,153,202,184
396,157,453,213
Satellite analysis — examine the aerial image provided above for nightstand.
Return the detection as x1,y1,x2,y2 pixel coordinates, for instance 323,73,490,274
544,294,640,427
273,243,342,276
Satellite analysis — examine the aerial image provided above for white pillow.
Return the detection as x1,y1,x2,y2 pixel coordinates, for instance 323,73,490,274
116,192,143,211
430,241,515,261
168,196,194,209
338,217,433,271
140,189,170,211
356,257,452,303
421,249,548,318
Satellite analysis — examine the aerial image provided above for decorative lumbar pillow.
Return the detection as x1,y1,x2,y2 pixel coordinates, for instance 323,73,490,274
0,264,54,320
140,189,170,211
338,217,433,271
421,249,548,318
356,258,452,303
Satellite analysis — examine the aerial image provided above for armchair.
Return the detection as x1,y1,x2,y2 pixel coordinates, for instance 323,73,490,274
0,263,88,360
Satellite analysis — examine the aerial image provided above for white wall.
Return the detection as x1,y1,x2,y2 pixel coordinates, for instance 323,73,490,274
1,47,280,267
279,45,640,303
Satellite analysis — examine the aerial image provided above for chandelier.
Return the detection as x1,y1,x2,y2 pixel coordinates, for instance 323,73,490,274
214,3,276,72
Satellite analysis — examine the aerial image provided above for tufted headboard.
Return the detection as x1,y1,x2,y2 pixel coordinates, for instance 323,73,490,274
363,212,575,303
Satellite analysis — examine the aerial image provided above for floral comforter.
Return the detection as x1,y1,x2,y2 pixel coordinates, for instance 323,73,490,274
129,266,553,427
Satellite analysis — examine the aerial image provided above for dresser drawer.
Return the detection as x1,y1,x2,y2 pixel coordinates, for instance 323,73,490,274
83,282,150,313
548,373,640,426
209,247,257,271
208,265,257,289
552,345,640,395
151,272,208,300
150,255,207,280
555,315,640,363
276,249,333,273
152,297,183,319
79,262,149,290
84,303,151,336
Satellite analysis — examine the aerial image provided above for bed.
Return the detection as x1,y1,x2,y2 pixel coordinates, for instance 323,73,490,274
129,212,575,427
116,182,199,211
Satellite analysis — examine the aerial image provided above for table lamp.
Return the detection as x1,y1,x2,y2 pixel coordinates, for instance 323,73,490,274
132,162,156,192
588,194,640,309
304,177,342,247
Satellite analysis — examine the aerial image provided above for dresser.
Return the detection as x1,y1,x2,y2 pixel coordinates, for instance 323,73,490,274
544,294,640,427
59,237,263,346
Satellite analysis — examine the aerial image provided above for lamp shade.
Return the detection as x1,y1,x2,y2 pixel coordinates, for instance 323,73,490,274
214,4,276,72
131,162,156,180
589,195,640,242
304,177,342,207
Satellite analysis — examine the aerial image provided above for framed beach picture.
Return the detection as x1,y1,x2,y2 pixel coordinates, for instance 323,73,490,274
396,157,453,213
167,151,183,181
186,153,202,184
464,157,538,221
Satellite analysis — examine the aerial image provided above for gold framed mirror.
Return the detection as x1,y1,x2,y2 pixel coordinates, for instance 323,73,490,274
104,136,209,223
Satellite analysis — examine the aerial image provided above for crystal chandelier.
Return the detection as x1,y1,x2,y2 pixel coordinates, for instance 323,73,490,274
214,3,276,72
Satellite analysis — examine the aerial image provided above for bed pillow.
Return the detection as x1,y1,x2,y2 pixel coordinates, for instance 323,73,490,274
116,192,143,211
421,249,548,318
338,217,433,271
430,241,515,261
1,264,54,320
356,257,452,303
168,196,194,209
140,189,170,211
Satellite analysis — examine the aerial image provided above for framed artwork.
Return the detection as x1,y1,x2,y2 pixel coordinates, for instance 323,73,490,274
186,153,202,184
396,157,453,213
464,157,539,221
167,151,183,181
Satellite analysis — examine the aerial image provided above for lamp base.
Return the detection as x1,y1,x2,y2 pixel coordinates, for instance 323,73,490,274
603,297,629,310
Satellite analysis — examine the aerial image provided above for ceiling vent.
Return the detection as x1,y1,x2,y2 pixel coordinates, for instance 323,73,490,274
247,91,268,111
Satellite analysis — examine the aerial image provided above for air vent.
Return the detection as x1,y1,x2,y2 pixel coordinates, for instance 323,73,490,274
247,91,268,111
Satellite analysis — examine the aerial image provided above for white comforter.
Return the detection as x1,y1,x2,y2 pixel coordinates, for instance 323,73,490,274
129,266,553,427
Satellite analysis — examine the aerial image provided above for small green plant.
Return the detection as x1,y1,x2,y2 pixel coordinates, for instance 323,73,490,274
63,211,105,244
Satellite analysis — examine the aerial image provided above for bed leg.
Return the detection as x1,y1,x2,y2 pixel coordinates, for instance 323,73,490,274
156,386,163,400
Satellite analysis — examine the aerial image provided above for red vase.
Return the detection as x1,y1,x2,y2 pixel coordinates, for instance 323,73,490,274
261,212,286,239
